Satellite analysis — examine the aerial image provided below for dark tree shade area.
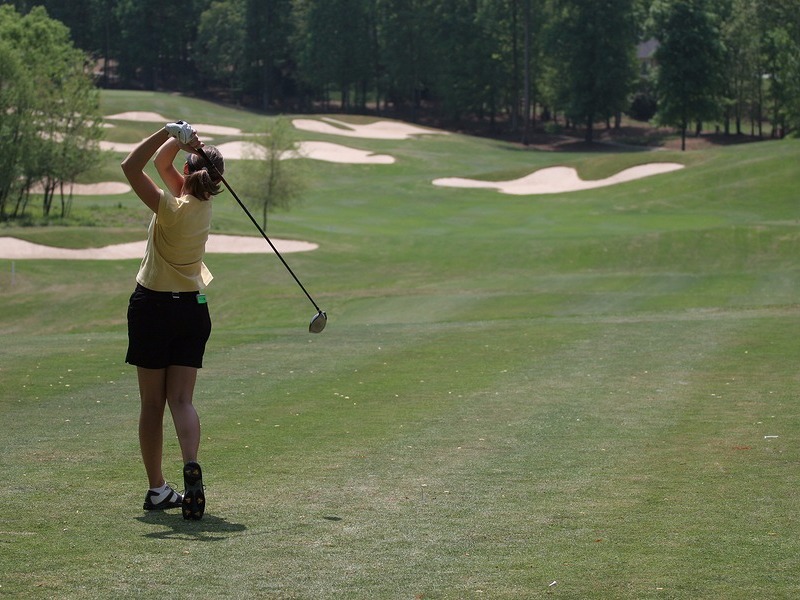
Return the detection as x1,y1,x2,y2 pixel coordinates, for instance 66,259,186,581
2,0,800,141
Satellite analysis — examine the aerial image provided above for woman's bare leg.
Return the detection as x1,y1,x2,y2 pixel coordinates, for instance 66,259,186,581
165,365,201,464
137,367,168,488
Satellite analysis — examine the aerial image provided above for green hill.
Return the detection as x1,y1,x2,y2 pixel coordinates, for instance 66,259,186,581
1,90,798,599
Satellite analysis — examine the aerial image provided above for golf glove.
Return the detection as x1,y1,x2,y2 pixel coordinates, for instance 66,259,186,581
165,120,195,144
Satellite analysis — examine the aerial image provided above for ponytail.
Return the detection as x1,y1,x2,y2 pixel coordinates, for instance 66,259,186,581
185,146,225,200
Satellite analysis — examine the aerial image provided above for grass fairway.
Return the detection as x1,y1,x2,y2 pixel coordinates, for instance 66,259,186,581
1,90,800,599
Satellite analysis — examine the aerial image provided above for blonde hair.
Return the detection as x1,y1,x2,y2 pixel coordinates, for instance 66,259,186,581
184,146,225,200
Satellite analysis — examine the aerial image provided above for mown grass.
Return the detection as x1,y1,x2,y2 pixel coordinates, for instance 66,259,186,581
1,90,799,599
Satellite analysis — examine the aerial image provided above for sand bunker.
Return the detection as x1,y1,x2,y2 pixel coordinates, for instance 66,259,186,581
28,181,132,195
105,113,242,136
100,140,139,153
291,141,395,164
0,234,317,260
102,111,414,163
101,138,394,164
432,163,685,195
212,141,267,159
292,117,447,140
105,112,441,141
214,140,395,164
106,111,170,122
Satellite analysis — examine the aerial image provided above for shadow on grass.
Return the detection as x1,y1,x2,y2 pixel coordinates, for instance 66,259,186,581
136,511,247,542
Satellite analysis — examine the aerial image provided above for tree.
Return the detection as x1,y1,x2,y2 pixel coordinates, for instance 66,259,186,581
293,0,373,111
718,0,763,136
759,0,800,136
522,0,534,140
50,65,104,218
651,0,726,150
197,0,247,96
115,0,205,89
8,0,796,139
544,0,639,142
376,0,437,120
0,0,107,51
426,0,487,123
240,117,305,230
762,27,800,137
0,5,103,219
470,0,532,133
0,37,34,219
241,0,293,110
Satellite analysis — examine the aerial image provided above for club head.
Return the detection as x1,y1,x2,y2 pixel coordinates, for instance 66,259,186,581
309,311,327,334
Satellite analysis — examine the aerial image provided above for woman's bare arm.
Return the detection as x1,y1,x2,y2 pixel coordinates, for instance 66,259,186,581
154,137,188,198
121,128,170,213
122,125,201,213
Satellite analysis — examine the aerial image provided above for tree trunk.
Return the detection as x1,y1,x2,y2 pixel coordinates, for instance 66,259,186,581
511,0,520,131
521,0,532,145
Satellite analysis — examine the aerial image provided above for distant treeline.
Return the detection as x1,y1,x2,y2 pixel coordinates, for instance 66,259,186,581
3,0,800,145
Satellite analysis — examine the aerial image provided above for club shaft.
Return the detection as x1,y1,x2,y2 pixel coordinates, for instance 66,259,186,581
197,147,322,313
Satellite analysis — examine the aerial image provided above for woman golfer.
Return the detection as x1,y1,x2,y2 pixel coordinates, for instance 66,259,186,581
121,121,224,520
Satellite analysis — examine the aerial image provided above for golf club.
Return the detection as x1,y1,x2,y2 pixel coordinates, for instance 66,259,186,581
196,146,327,334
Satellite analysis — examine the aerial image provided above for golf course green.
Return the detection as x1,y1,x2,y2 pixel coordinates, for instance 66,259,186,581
1,90,798,599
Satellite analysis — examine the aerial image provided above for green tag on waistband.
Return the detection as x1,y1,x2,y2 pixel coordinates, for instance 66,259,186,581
196,294,207,304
